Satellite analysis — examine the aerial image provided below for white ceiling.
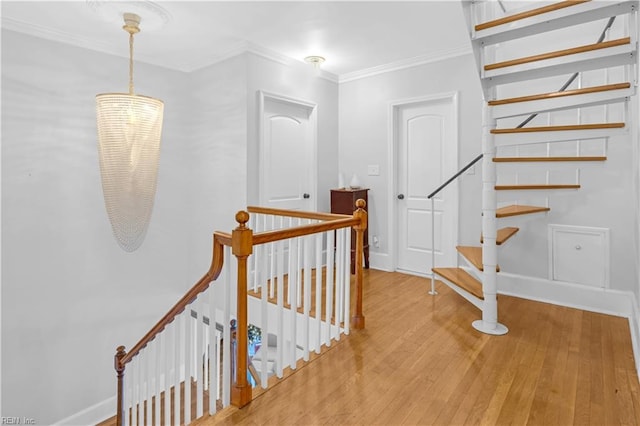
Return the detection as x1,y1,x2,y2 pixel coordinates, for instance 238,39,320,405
1,1,472,80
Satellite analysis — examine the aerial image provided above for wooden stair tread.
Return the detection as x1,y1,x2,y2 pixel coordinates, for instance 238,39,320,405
488,82,631,106
481,227,519,245
432,267,484,300
475,0,589,31
495,184,580,190
493,156,606,162
496,204,550,218
484,37,630,71
491,122,624,134
456,246,500,272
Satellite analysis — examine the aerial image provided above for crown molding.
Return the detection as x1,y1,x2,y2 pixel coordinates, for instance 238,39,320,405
2,15,468,83
1,16,179,71
339,44,473,84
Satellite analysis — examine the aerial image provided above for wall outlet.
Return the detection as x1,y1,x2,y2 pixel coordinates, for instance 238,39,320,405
372,236,380,247
367,165,380,176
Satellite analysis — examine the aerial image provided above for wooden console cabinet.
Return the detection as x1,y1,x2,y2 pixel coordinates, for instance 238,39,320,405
330,188,370,274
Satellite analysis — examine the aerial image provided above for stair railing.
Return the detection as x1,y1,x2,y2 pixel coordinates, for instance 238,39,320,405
114,201,367,426
427,153,483,294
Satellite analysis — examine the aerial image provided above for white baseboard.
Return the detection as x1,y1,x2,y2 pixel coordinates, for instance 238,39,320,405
53,396,115,426
497,272,635,318
368,252,392,271
630,302,640,382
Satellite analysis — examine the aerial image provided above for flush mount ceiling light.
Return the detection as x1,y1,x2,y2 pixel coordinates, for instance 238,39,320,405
96,13,164,252
304,55,326,69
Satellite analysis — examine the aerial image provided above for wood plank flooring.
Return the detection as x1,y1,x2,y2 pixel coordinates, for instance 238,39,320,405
202,269,640,425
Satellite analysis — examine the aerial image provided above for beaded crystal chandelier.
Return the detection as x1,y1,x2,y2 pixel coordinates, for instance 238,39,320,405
96,13,164,252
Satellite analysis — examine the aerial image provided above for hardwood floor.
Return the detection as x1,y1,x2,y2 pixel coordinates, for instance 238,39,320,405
201,269,640,425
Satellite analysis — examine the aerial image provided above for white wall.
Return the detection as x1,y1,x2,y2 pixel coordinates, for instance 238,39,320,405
1,34,339,423
338,53,484,269
186,54,248,282
246,53,339,213
1,30,193,423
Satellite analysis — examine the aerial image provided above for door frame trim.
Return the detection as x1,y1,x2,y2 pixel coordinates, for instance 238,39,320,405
387,91,459,274
258,90,318,211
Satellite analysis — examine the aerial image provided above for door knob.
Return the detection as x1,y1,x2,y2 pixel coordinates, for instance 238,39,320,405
397,194,405,200
303,193,310,199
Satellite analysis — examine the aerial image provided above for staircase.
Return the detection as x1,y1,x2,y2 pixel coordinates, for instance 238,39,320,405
433,0,638,335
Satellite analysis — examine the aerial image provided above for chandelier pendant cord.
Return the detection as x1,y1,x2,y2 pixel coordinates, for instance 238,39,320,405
129,32,134,95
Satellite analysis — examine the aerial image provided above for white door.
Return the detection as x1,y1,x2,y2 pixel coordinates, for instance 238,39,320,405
395,95,457,275
260,93,316,211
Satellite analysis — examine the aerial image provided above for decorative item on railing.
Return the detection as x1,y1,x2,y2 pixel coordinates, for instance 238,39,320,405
96,12,164,252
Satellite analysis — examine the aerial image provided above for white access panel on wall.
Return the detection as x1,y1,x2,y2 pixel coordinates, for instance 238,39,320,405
548,225,610,288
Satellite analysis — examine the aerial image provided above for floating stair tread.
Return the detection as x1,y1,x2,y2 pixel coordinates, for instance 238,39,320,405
475,0,589,31
493,156,606,162
495,184,580,190
484,37,630,71
456,246,500,272
488,83,631,106
481,227,520,245
496,204,550,218
432,267,484,300
491,123,624,134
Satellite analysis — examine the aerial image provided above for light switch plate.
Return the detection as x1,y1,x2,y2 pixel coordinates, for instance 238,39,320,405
368,165,380,176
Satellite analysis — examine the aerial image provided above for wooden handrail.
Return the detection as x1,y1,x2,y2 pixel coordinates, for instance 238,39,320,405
116,203,368,422
491,122,624,134
248,205,351,221
488,82,631,106
118,231,228,366
485,37,631,71
253,217,359,245
475,0,590,31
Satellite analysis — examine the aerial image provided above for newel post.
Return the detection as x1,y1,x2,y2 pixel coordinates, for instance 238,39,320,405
114,345,127,426
231,211,253,407
352,199,367,329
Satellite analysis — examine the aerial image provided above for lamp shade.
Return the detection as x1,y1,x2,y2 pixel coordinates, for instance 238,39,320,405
96,92,164,252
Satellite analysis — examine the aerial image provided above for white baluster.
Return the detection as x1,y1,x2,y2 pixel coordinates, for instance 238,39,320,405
130,356,137,426
140,348,148,426
123,361,130,426
297,218,303,308
289,237,299,369
184,309,192,425
276,236,285,378
154,336,161,426
260,241,270,387
335,229,344,336
315,231,323,353
269,215,276,298
196,300,204,419
173,315,181,426
222,246,232,407
147,343,154,426
325,230,335,347
344,227,352,336
302,234,312,361
208,277,217,414
163,326,171,426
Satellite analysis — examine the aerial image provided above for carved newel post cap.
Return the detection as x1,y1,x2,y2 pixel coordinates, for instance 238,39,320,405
116,345,126,355
356,199,366,209
235,211,250,227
